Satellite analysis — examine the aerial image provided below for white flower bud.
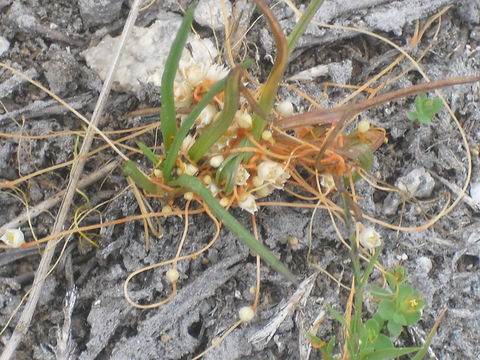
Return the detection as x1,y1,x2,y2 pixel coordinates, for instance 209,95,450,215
257,161,290,189
238,306,255,322
173,81,193,108
209,155,224,168
165,268,180,282
276,100,294,117
203,174,212,185
184,64,204,87
358,227,381,250
184,163,199,176
235,110,252,129
162,205,172,214
320,174,335,192
357,119,370,133
235,165,250,186
238,193,258,214
196,104,217,128
252,176,264,187
181,134,195,153
219,197,229,207
208,182,220,197
261,130,273,141
255,184,275,198
0,228,25,248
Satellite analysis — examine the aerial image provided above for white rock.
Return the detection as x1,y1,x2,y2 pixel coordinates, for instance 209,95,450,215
470,182,480,203
82,13,219,93
194,0,232,31
0,36,10,57
396,167,435,198
416,256,432,275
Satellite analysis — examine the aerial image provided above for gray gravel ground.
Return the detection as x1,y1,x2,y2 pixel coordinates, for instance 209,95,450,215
0,1,479,359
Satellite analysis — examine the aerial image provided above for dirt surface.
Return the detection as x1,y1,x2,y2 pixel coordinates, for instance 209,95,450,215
0,1,479,359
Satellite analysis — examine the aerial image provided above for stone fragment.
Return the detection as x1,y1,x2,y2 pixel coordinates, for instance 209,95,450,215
0,36,10,57
416,256,433,276
82,12,218,93
78,0,123,28
396,167,435,198
194,0,232,31
42,51,80,94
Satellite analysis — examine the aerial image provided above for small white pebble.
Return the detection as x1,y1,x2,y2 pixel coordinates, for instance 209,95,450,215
0,228,25,248
209,155,224,168
276,100,294,117
357,119,371,133
238,306,255,322
165,268,180,282
160,334,170,342
470,182,480,204
416,256,432,275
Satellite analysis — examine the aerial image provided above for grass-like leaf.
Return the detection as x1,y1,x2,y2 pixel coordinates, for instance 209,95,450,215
136,141,160,166
188,66,243,162
123,160,158,194
287,0,326,54
160,5,195,151
162,76,228,182
170,174,297,282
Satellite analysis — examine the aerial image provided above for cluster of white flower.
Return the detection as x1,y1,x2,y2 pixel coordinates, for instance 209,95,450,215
169,37,294,215
358,226,381,250
1,228,25,248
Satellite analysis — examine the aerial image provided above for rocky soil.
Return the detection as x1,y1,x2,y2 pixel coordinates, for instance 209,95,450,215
0,1,479,359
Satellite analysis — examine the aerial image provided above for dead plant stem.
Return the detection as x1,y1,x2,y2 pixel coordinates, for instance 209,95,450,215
0,1,141,358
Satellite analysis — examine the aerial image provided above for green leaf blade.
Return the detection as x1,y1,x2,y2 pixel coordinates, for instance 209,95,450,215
160,5,196,152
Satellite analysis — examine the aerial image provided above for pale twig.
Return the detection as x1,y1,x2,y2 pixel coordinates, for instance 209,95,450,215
0,1,141,358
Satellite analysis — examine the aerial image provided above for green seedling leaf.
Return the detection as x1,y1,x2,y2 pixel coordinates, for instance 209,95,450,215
306,332,325,349
364,346,422,360
378,299,395,321
160,5,195,151
287,0,326,54
392,312,407,326
407,94,443,124
385,266,406,290
373,334,394,351
123,161,158,194
170,174,296,282
189,66,243,162
136,141,160,166
162,76,228,182
328,305,349,328
387,319,403,336
216,153,243,194
370,285,392,300
365,318,380,343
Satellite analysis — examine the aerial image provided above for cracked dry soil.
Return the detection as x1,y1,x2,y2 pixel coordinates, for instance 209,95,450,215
0,1,479,359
